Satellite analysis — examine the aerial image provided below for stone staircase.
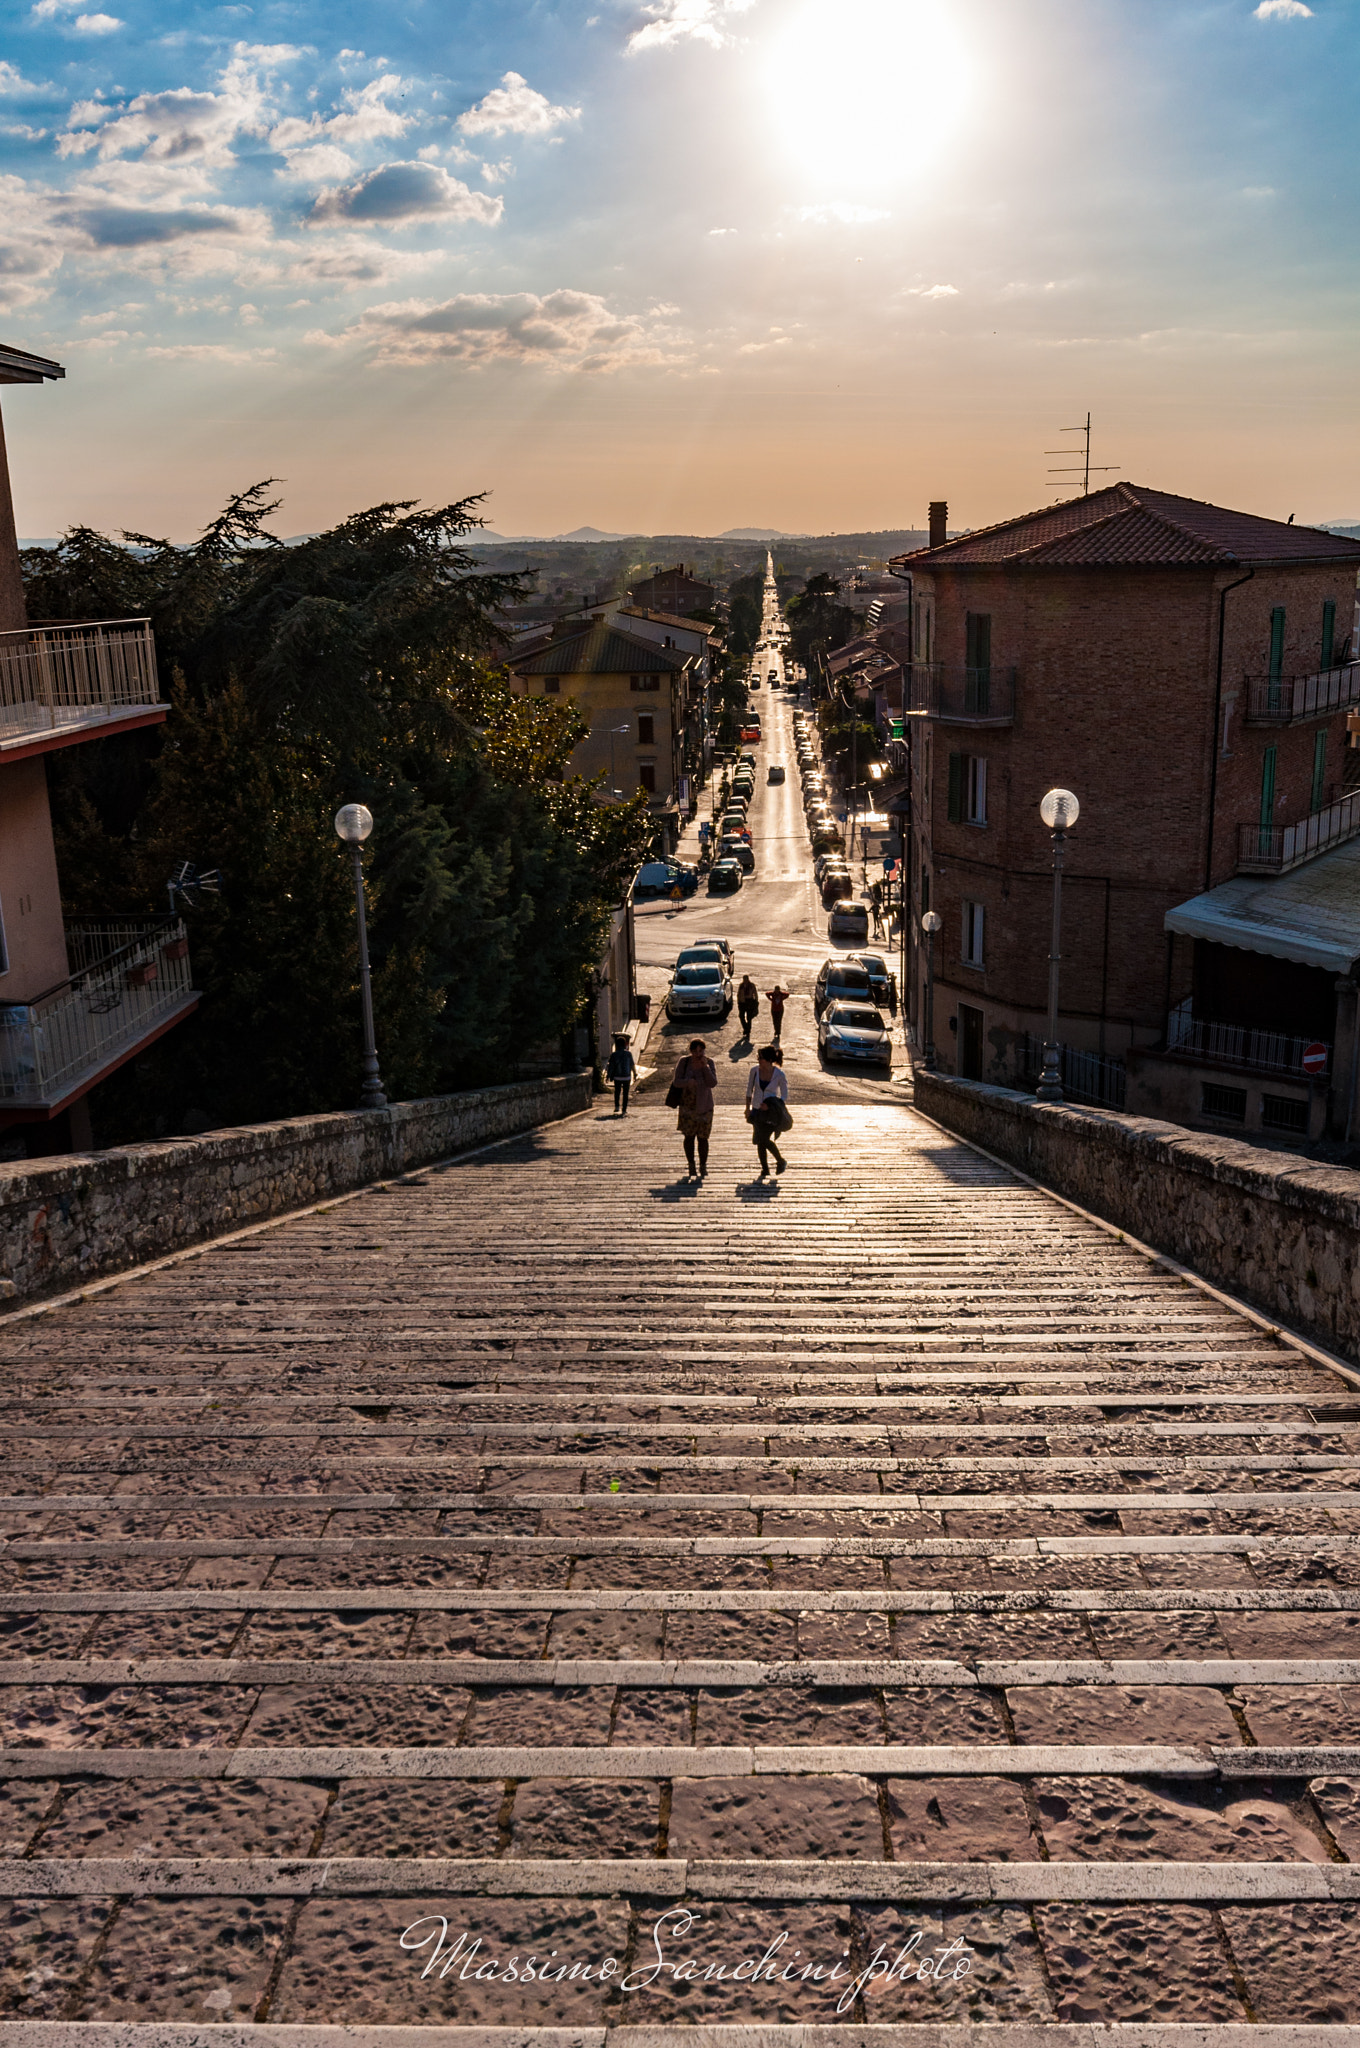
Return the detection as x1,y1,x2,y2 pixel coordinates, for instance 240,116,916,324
0,1096,1359,2041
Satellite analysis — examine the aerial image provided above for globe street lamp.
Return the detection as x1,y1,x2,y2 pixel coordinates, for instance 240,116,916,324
334,803,386,1111
608,723,631,800
1036,787,1080,1104
920,909,942,1072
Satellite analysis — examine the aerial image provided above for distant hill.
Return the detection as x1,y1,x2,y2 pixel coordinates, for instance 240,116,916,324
720,526,798,541
553,525,630,543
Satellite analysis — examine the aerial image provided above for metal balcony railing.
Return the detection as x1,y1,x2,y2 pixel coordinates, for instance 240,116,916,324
1236,787,1360,874
905,663,1016,725
1242,663,1360,725
0,919,195,1109
0,618,161,748
1166,997,1329,1079
1020,1033,1127,1110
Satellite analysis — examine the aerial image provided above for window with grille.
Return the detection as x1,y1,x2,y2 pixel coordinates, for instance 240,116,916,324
961,900,985,968
1262,1094,1308,1134
1202,1083,1247,1123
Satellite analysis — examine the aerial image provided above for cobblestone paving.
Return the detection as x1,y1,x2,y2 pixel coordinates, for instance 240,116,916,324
1,1097,1360,2042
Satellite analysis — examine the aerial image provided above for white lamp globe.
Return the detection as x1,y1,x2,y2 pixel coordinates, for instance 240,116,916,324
921,910,943,934
334,804,374,845
1040,787,1080,830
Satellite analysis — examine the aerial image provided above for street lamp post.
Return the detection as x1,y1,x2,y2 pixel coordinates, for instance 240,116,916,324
921,909,942,1071
334,803,386,1111
1036,787,1080,1103
608,723,631,799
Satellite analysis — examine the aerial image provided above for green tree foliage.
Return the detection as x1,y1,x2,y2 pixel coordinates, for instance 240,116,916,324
786,572,855,684
29,490,652,1142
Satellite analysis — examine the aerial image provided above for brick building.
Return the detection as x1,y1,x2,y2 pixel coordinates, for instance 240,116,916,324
507,618,704,853
625,563,717,618
890,485,1360,1139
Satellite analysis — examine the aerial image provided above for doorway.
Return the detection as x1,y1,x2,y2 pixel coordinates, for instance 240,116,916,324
959,1003,984,1080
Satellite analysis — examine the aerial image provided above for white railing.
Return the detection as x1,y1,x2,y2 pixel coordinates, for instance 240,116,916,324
0,618,161,747
1237,787,1360,873
1166,996,1328,1078
0,919,194,1107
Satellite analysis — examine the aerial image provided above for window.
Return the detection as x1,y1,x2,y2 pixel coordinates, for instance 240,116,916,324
1202,1082,1247,1124
543,677,560,694
964,613,991,713
1322,598,1337,672
1312,730,1327,814
1268,606,1286,684
638,763,657,793
961,900,985,968
637,713,655,746
630,674,661,692
959,1003,984,1080
1262,1094,1308,1134
947,752,987,824
920,861,930,915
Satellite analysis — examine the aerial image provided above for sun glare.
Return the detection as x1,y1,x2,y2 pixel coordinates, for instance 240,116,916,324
764,0,973,197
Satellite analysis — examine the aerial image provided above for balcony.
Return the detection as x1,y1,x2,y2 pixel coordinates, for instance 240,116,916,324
0,618,165,759
1236,787,1360,875
0,919,198,1115
905,662,1016,725
1166,997,1329,1079
1242,662,1360,726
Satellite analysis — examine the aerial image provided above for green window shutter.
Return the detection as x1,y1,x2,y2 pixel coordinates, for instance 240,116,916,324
965,612,992,670
947,752,964,823
1312,730,1327,813
1260,744,1277,835
1321,599,1336,672
1268,607,1286,683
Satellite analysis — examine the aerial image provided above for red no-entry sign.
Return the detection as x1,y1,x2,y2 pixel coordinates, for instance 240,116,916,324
1301,1042,1328,1075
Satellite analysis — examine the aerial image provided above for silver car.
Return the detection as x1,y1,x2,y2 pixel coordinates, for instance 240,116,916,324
819,1000,892,1070
666,963,733,1020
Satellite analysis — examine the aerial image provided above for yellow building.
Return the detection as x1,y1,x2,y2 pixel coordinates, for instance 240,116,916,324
509,619,704,851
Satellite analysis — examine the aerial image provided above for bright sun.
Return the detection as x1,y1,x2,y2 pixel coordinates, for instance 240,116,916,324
763,0,974,196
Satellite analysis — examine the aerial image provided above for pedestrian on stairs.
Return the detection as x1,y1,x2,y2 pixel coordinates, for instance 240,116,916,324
606,1034,635,1116
736,974,759,1041
765,984,789,1039
673,1038,717,1180
746,1044,789,1178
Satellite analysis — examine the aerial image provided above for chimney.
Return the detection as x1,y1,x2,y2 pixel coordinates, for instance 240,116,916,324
928,501,948,549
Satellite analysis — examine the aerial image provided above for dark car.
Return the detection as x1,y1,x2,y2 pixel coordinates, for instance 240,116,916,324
853,951,898,1008
635,859,699,900
708,858,743,894
820,872,853,909
814,958,873,1015
767,764,786,784
720,837,756,873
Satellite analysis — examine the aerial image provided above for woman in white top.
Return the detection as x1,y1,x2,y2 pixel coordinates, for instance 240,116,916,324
745,1044,789,1178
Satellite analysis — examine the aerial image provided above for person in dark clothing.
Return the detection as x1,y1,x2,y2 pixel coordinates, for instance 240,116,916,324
736,974,759,1041
674,1039,717,1179
606,1034,636,1115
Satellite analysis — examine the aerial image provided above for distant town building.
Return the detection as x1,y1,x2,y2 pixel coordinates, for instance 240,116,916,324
891,483,1360,1143
626,563,717,617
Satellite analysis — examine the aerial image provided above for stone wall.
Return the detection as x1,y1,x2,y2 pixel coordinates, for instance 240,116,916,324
0,1073,592,1310
914,1069,1360,1363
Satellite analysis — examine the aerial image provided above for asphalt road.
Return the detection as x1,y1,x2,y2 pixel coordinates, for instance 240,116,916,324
633,561,909,1116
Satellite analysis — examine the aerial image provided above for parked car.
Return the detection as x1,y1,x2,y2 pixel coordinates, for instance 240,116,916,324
829,899,870,940
739,753,758,769
740,724,762,742
814,852,848,885
721,837,756,873
720,812,749,837
722,824,752,845
814,958,874,1015
767,764,786,784
853,951,898,1008
635,860,699,900
819,999,892,1070
687,933,736,973
821,873,854,909
675,944,728,974
667,962,732,1019
707,858,742,894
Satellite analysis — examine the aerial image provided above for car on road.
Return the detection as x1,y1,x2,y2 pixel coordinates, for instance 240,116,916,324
814,958,874,1015
818,1000,892,1070
720,812,749,837
666,962,733,1019
853,952,898,1008
675,944,728,974
720,838,756,873
767,764,785,783
821,873,854,909
814,852,849,885
828,899,870,940
740,724,762,742
635,859,699,900
707,858,743,894
687,934,736,973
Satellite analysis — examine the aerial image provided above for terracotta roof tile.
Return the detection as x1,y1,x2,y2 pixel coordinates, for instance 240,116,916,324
510,620,685,676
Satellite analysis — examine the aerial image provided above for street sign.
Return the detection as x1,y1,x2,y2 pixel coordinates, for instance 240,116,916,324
883,857,898,874
889,719,904,739
1302,1042,1328,1074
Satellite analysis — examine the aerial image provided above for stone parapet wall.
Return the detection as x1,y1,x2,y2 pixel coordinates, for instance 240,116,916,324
914,1069,1360,1363
0,1073,592,1310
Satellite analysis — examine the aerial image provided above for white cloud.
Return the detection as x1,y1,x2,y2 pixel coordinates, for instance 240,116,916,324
0,63,47,96
916,283,959,298
145,342,275,363
627,0,756,52
1253,1,1313,15
796,203,889,225
307,160,502,228
1242,184,1276,198
31,0,122,26
269,74,410,179
457,71,579,138
708,226,736,236
328,287,682,371
238,235,441,288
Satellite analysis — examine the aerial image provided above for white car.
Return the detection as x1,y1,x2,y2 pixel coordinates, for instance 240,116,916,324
819,999,892,1070
686,934,736,973
667,962,733,1020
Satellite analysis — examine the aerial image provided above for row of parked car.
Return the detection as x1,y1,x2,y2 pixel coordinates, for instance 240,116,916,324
792,712,866,938
664,935,737,1020
708,747,760,895
794,713,898,1072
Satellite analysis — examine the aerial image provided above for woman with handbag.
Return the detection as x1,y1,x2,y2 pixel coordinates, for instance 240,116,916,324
668,1038,718,1180
745,1044,790,1178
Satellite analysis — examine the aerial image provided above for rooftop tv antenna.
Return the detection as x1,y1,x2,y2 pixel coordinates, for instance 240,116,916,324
1046,412,1120,497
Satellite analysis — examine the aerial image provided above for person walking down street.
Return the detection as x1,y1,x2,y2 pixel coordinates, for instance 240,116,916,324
746,1045,789,1179
606,1034,636,1116
765,985,789,1041
736,974,759,1042
870,879,885,940
673,1038,717,1180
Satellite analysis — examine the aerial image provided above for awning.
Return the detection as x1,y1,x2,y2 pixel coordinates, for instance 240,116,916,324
1164,834,1360,974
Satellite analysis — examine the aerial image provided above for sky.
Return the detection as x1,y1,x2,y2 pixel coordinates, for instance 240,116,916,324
0,0,1356,541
